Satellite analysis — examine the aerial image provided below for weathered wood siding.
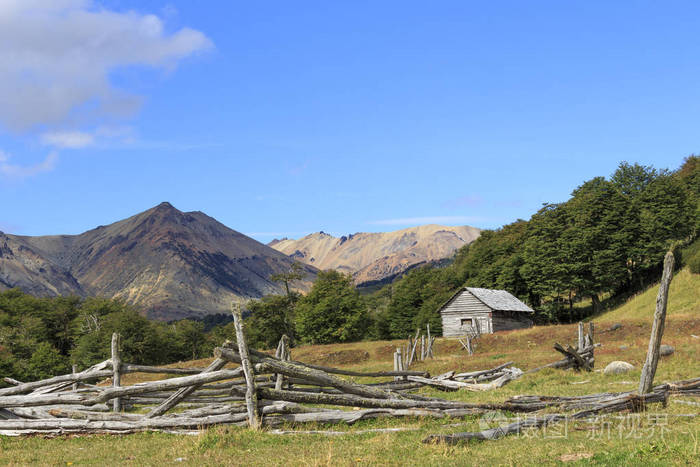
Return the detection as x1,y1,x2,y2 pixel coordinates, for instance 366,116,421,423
440,290,533,337
440,290,492,337
491,311,533,333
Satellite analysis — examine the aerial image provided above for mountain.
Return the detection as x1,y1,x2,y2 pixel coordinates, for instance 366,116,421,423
269,224,481,286
0,203,316,320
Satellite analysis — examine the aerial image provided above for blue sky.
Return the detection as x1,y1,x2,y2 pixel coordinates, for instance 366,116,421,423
1,1,698,242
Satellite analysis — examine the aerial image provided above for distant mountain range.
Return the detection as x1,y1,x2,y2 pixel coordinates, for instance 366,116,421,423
0,203,316,320
0,204,480,319
269,224,481,286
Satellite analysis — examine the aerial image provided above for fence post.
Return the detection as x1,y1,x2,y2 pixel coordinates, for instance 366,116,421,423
639,251,675,395
111,333,121,412
232,301,260,429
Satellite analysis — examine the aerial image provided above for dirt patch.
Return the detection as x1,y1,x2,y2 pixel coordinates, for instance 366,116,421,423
304,349,371,366
559,453,594,462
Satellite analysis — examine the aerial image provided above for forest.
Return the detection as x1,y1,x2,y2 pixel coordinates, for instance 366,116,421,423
0,157,698,384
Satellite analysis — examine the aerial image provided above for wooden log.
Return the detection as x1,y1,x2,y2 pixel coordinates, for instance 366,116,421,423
425,413,564,443
0,361,112,397
566,344,593,371
111,333,122,412
553,343,592,371
122,364,206,375
71,365,78,392
245,386,487,412
639,251,674,395
232,303,260,429
275,335,289,391
409,369,521,392
577,322,585,352
454,362,515,381
49,408,144,421
263,407,445,427
393,351,399,381
0,413,250,431
146,354,229,418
246,348,428,378
424,392,666,444
408,329,420,366
215,347,399,400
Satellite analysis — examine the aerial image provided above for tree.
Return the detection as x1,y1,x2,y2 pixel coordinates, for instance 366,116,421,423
270,261,307,298
611,161,659,197
386,267,434,338
25,342,69,380
245,294,298,348
169,320,206,361
295,270,368,344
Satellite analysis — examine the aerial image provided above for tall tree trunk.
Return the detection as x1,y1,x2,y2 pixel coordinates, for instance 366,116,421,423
591,294,601,314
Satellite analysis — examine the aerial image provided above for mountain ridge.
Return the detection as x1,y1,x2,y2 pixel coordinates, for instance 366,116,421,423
269,224,481,285
0,202,316,320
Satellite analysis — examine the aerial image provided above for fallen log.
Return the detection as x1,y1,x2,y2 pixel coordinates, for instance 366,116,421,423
454,362,514,381
263,407,445,427
0,367,113,397
423,391,667,444
122,364,207,375
407,369,521,392
215,347,400,400
234,386,484,412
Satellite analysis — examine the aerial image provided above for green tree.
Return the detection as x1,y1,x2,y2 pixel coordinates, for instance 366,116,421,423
295,270,368,344
245,294,298,349
270,261,307,298
25,342,69,380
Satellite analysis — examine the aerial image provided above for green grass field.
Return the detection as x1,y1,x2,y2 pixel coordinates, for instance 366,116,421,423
1,269,698,466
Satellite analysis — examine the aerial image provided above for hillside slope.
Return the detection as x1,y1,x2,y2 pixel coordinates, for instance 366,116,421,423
270,224,481,285
0,203,317,320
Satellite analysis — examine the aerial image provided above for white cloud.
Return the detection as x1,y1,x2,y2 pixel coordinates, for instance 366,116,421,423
368,216,488,226
0,151,58,179
41,131,94,148
0,1,213,132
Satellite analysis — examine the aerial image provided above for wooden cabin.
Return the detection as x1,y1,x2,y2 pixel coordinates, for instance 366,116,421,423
438,287,534,337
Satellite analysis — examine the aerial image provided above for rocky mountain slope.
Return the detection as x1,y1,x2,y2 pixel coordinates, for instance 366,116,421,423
0,203,316,320
269,224,480,285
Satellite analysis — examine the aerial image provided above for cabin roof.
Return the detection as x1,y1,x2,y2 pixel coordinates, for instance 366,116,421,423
438,287,534,314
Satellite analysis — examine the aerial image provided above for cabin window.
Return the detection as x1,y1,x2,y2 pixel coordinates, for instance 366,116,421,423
460,318,476,328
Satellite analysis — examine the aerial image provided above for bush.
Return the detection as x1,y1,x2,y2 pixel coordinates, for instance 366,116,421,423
689,250,700,274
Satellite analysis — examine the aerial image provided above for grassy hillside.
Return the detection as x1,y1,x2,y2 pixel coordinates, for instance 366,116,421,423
1,269,698,466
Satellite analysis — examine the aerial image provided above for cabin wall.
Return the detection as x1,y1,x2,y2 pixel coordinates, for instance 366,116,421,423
440,290,492,337
491,311,533,333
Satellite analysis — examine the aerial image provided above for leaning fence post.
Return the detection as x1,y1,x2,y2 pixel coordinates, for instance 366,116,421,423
71,364,78,392
275,335,289,390
639,251,675,395
393,350,400,381
232,301,260,429
111,333,121,412
577,322,585,352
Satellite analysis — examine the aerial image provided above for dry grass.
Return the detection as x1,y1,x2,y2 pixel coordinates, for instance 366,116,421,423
1,269,698,466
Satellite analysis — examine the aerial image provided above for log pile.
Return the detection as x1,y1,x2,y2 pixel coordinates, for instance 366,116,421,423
527,322,596,373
